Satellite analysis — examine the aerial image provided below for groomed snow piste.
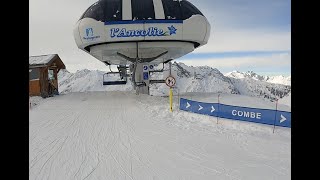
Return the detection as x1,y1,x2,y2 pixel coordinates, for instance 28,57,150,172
29,91,290,180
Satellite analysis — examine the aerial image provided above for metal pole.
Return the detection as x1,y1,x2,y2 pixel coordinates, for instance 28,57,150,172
178,88,180,107
170,87,173,112
217,94,220,124
273,99,278,133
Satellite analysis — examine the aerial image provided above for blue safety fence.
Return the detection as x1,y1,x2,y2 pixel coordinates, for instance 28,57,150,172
179,98,291,128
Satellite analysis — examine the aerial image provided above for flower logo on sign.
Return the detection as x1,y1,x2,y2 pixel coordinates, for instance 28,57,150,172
168,25,177,35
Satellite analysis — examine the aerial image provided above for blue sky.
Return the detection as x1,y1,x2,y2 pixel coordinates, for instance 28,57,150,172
29,0,291,76
176,0,291,76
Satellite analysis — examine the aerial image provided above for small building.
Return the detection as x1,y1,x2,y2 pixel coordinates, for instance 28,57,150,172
29,54,66,97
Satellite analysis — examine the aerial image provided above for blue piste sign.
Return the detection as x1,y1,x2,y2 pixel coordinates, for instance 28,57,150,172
143,72,149,80
179,98,291,128
218,104,276,126
180,99,219,117
275,110,291,128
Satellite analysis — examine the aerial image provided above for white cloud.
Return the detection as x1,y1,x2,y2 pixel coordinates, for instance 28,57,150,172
195,30,291,53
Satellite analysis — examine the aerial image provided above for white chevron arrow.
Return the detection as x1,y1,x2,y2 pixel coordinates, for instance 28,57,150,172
186,102,191,109
198,105,203,111
280,114,286,123
211,106,215,113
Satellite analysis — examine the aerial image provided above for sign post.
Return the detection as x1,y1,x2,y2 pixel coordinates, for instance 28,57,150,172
217,94,220,124
273,99,278,133
165,76,176,112
169,88,173,112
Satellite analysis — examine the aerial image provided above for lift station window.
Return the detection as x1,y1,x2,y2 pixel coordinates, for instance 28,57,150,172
80,0,122,21
79,0,204,21
80,2,104,21
101,0,122,21
132,0,155,20
161,0,182,20
180,0,203,20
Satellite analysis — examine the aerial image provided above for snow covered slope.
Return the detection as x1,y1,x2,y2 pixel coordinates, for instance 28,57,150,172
29,92,290,180
58,62,290,101
278,92,291,107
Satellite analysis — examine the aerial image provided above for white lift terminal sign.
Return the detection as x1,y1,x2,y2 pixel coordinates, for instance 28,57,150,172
165,76,176,87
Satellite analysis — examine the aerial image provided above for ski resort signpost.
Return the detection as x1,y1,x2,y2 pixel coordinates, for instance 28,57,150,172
166,75,176,112
166,62,176,112
165,76,176,88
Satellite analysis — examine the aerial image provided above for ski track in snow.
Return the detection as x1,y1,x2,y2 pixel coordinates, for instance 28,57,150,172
29,92,290,180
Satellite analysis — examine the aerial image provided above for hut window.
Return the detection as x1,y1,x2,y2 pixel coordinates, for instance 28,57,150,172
29,68,40,80
48,69,55,80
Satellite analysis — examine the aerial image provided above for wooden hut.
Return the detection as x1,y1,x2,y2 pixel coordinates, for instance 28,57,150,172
29,54,66,97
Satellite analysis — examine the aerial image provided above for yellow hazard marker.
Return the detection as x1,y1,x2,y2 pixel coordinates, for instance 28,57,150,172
165,75,176,112
169,88,173,112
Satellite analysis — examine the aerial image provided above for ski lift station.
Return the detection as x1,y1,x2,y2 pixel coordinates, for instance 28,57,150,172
73,0,211,94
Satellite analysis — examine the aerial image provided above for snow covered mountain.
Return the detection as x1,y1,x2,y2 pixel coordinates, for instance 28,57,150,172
58,69,133,94
149,62,239,96
58,62,291,101
225,71,291,85
267,75,291,86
